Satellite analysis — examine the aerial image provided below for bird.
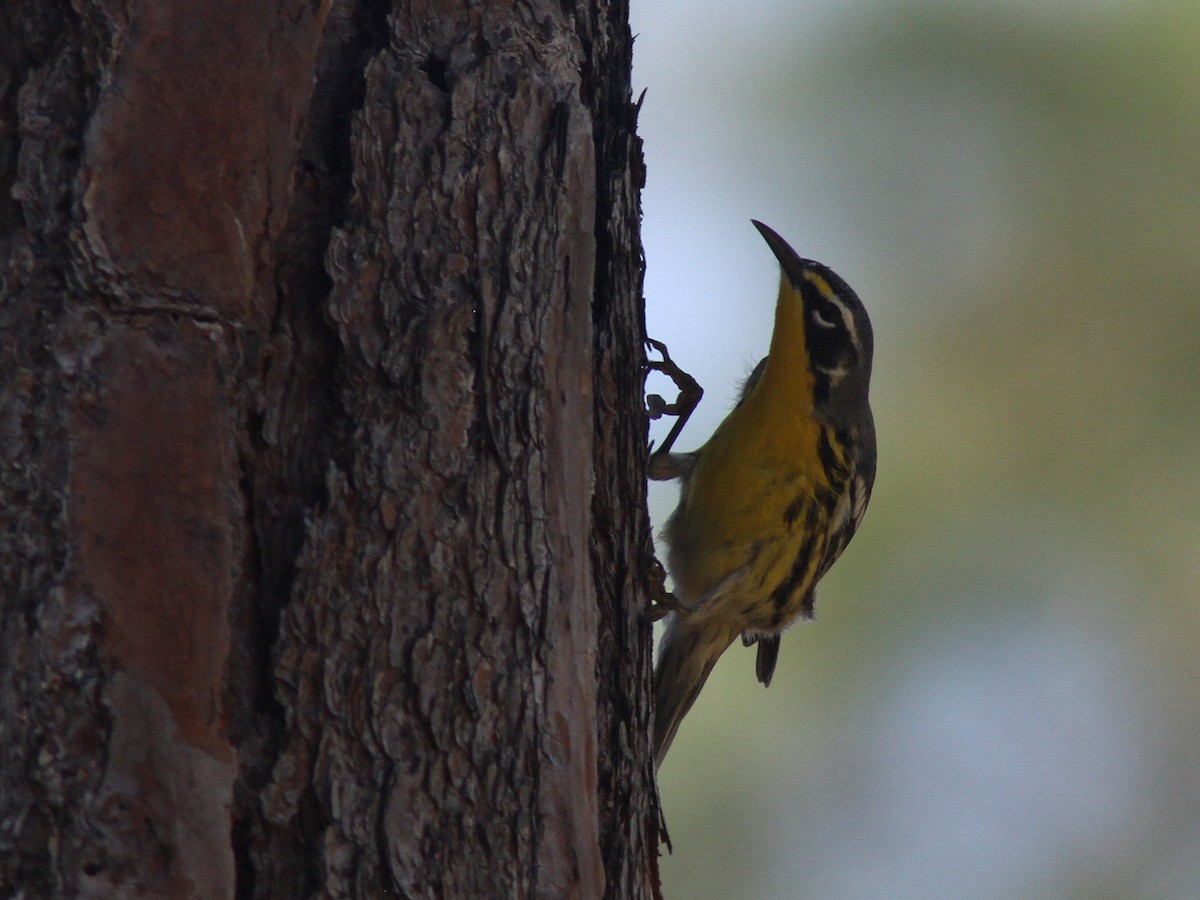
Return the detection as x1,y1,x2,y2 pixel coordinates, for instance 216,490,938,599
646,220,876,770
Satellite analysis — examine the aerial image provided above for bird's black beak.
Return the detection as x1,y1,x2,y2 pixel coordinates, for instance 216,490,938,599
751,220,810,288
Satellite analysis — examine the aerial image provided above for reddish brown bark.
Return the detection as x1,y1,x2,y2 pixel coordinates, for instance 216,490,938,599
1,0,660,896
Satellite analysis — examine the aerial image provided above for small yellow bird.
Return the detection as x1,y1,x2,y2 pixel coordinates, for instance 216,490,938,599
647,221,876,769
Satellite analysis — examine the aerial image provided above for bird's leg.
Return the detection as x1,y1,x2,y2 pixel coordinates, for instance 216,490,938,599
645,338,703,481
646,556,679,622
644,339,704,620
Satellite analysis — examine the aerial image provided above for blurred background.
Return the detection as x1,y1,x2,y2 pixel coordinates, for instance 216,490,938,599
632,1,1200,897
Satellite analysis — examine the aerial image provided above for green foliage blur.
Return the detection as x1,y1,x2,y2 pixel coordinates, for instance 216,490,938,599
636,1,1200,897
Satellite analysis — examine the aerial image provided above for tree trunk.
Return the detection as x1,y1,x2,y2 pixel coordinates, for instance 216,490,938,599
0,1,661,896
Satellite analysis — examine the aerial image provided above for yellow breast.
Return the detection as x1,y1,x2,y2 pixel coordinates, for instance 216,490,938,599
665,372,831,613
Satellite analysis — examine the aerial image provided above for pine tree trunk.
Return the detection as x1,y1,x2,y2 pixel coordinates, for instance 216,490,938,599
0,1,661,896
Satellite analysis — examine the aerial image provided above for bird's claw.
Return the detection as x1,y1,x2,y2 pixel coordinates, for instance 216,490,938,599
644,338,703,458
647,557,682,621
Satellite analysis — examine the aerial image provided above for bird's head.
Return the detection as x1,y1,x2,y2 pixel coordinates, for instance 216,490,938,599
751,220,874,429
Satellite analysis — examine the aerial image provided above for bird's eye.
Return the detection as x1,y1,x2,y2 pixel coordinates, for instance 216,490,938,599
810,306,839,330
806,298,856,377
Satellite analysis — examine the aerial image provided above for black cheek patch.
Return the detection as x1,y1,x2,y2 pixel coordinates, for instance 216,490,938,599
806,302,851,373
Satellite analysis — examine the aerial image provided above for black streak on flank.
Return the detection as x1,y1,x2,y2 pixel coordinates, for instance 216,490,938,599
816,427,847,483
770,530,818,611
783,494,806,528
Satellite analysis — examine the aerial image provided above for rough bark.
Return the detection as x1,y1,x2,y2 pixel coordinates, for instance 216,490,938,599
0,1,660,897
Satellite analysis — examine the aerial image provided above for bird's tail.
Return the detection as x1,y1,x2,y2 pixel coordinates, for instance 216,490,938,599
653,613,739,770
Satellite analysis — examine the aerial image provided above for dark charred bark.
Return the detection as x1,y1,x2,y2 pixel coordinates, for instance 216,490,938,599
0,1,660,896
